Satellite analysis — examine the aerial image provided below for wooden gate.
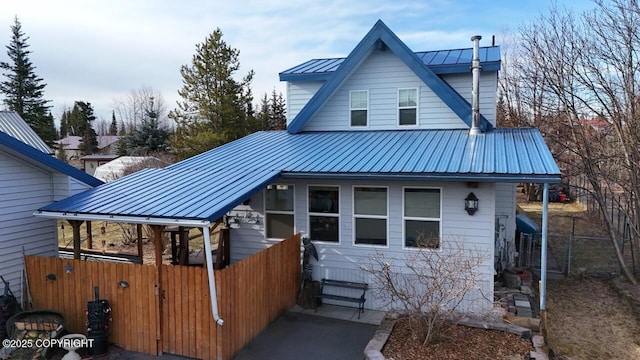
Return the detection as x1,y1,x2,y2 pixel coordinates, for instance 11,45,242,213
25,233,300,359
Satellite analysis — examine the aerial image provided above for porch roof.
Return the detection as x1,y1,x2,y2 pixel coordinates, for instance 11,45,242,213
36,128,560,223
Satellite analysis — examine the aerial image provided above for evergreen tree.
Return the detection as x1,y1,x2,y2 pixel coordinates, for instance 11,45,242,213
118,120,126,136
169,28,259,159
118,98,170,155
109,111,118,135
256,89,287,130
59,109,68,138
0,17,53,144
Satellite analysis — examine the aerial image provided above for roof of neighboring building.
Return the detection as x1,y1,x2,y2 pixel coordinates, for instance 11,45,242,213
37,129,560,224
0,111,52,154
284,20,494,134
80,154,119,161
56,135,120,150
93,156,164,182
0,130,104,187
280,46,501,80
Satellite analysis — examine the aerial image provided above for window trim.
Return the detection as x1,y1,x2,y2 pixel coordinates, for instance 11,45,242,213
307,184,341,244
264,184,295,240
402,186,443,250
397,87,419,127
352,185,389,248
349,90,369,128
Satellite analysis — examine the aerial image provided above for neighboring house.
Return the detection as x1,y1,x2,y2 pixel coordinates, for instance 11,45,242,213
80,154,119,176
0,117,103,304
93,156,164,182
55,135,120,160
34,21,560,315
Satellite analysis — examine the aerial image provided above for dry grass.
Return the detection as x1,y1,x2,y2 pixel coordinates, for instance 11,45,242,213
518,193,640,359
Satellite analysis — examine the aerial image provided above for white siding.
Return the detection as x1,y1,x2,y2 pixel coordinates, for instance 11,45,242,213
442,72,498,127
286,81,324,126
0,151,63,305
293,50,498,132
229,178,496,314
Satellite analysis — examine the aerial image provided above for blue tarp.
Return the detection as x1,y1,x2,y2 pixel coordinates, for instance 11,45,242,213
516,213,539,234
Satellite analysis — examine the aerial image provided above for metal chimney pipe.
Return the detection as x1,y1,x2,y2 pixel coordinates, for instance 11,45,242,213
470,35,482,135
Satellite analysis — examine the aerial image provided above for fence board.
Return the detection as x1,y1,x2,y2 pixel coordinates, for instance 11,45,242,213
24,233,300,359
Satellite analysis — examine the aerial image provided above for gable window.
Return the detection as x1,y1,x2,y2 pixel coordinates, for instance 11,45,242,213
353,187,387,246
398,88,418,126
265,184,294,239
308,186,339,242
350,90,368,127
404,187,441,249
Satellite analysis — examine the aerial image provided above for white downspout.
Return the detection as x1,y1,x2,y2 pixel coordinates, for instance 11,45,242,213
203,225,224,326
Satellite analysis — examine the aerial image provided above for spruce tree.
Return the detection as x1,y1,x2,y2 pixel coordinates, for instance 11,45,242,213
0,17,53,144
109,111,118,135
256,89,287,130
169,28,259,159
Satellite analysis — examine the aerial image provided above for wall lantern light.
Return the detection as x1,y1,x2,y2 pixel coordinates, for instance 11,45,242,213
465,192,479,215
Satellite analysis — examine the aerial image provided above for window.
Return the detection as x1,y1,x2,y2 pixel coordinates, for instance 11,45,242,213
353,187,387,246
350,90,368,127
308,186,340,242
265,184,294,239
404,188,441,249
398,88,418,126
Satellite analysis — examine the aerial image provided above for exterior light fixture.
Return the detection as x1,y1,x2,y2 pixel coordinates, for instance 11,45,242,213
465,192,479,215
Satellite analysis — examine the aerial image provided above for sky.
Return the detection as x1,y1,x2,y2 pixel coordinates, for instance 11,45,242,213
0,0,595,124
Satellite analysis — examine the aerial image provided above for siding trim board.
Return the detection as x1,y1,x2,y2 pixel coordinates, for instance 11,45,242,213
286,20,492,134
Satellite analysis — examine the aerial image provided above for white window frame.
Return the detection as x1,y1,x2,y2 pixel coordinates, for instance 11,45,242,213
402,186,442,250
349,90,369,128
352,185,389,248
264,184,295,240
397,87,419,127
307,185,341,244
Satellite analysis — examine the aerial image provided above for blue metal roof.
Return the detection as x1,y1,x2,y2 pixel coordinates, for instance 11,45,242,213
280,46,500,81
169,129,560,180
285,20,493,134
37,128,559,223
39,168,280,222
0,130,103,187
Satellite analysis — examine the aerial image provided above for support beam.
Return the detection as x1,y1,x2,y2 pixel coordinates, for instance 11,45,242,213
540,183,549,311
68,220,84,260
149,225,165,354
136,224,144,265
86,221,93,249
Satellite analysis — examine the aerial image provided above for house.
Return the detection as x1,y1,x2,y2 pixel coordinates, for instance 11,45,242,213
92,156,165,182
80,154,119,176
55,135,120,160
34,21,560,316
0,113,103,304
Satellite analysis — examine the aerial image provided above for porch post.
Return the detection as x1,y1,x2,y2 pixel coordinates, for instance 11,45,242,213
136,224,144,264
150,225,165,355
68,220,83,260
540,183,550,334
86,221,93,249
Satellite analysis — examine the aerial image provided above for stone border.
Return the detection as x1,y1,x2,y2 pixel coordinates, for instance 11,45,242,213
363,315,536,360
363,317,395,360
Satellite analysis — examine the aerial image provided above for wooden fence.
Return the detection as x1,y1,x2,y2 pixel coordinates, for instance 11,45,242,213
25,233,300,359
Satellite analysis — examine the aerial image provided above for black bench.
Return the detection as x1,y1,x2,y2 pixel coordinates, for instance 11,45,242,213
316,278,368,318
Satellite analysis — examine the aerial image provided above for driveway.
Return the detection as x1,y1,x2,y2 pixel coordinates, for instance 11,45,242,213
233,311,377,360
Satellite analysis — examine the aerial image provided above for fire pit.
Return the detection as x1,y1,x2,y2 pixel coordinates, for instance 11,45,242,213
3,310,65,359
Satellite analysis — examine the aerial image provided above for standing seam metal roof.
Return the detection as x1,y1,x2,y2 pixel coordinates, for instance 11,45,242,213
38,129,560,223
0,111,52,154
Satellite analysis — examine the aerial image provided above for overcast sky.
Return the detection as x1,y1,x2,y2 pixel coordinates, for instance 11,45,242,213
0,0,594,123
